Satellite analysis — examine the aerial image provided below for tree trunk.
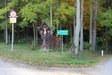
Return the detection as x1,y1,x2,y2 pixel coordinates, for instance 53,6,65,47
74,0,81,54
8,34,11,43
50,0,53,35
92,0,98,51
105,26,108,51
80,0,84,51
73,16,76,45
5,0,8,45
5,21,8,44
56,0,59,30
33,22,36,47
89,0,93,50
73,0,76,45
35,24,38,45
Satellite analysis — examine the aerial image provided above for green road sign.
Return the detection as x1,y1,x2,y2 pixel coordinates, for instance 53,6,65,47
57,30,68,35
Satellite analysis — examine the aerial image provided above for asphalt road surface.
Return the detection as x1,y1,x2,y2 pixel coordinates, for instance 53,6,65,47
0,58,112,75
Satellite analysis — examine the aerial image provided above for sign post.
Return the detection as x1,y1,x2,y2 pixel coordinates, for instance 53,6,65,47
62,35,63,54
57,30,68,54
9,10,17,51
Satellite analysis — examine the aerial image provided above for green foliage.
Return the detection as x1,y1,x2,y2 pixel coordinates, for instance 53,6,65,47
16,36,33,44
58,2,75,16
84,42,91,50
57,2,75,21
0,0,76,30
19,0,50,27
0,0,18,17
0,22,6,30
108,28,112,36
98,8,112,26
0,0,19,30
96,37,105,50
19,20,29,27
20,3,37,22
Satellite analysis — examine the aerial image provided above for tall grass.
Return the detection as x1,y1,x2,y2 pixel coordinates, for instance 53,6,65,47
0,43,99,67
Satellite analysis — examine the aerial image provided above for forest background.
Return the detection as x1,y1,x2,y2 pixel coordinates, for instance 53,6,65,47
0,0,112,53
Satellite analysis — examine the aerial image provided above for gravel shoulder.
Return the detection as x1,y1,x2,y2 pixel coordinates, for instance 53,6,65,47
0,59,86,75
0,56,112,75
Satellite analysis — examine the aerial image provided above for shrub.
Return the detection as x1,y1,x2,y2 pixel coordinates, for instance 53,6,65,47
48,35,61,50
16,37,33,44
84,42,91,50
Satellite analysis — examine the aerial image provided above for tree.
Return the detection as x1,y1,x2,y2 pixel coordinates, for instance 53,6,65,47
0,0,18,46
5,0,8,45
20,0,51,46
80,0,84,51
89,0,93,50
50,0,53,35
92,0,98,51
98,8,112,51
74,0,81,54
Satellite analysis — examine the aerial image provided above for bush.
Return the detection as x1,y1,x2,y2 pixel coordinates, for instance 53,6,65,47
0,33,5,42
16,37,33,44
48,35,61,50
84,42,91,50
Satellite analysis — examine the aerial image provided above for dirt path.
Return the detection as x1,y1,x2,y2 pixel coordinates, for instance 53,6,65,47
86,57,112,75
0,57,112,75
0,59,85,75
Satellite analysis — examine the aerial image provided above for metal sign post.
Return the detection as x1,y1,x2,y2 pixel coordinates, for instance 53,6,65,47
11,23,14,51
62,35,63,54
57,30,68,54
9,10,17,51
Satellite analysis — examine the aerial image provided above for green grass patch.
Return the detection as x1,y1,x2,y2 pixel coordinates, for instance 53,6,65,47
0,43,100,67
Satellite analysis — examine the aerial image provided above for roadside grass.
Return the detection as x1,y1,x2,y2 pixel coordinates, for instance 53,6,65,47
0,43,100,67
